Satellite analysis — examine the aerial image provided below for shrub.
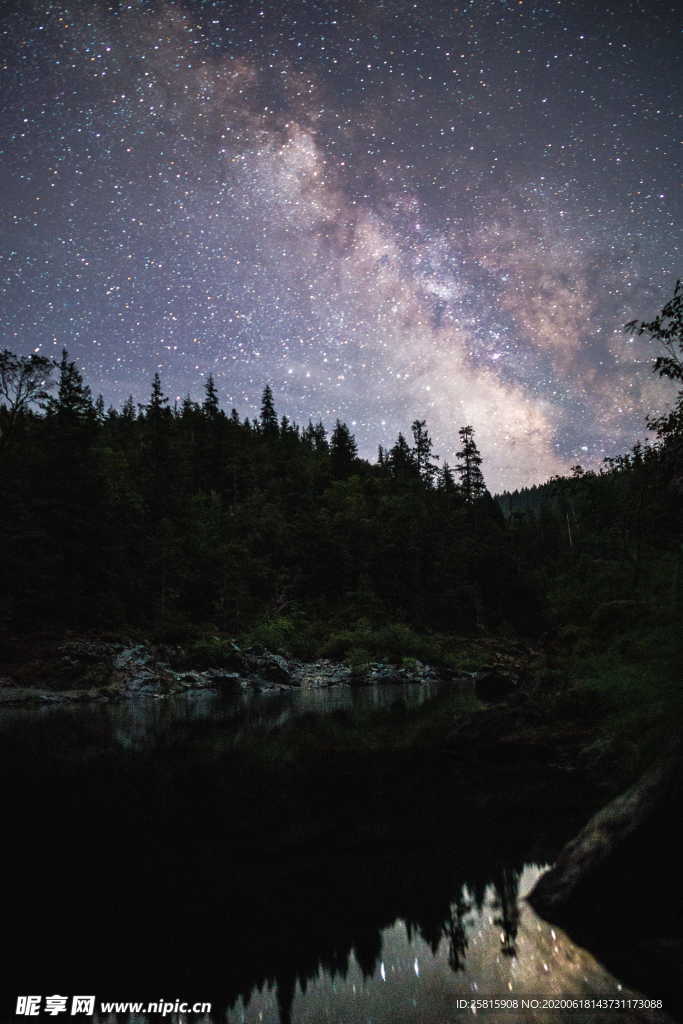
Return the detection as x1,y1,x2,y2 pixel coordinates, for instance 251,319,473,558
320,622,438,665
186,635,241,669
244,616,297,654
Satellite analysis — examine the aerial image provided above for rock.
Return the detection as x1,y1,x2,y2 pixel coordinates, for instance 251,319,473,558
294,660,352,688
203,669,243,688
527,748,683,1015
174,670,208,689
113,645,153,672
242,650,298,686
111,645,170,694
528,749,681,918
366,663,401,684
400,659,439,684
0,687,58,705
110,645,173,695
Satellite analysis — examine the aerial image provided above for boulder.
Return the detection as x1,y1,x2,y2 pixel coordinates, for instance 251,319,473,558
367,663,403,684
242,650,298,686
113,645,153,672
528,750,681,917
294,660,352,688
174,671,208,690
112,645,176,695
401,659,439,683
202,669,243,689
528,747,682,1014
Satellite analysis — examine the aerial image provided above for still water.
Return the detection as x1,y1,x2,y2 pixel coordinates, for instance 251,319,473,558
231,865,664,1024
2,678,450,747
2,684,671,1024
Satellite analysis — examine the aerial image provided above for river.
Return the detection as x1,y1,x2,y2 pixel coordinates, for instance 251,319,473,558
1,683,672,1023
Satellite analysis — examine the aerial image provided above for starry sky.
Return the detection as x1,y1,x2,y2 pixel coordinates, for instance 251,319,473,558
1,0,680,491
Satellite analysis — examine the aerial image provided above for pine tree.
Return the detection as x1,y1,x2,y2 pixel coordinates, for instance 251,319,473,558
388,432,416,479
260,385,278,435
312,421,329,454
411,419,439,485
456,425,486,502
181,394,197,418
203,374,220,418
146,372,169,421
330,420,358,477
122,395,136,421
439,461,457,494
303,420,329,453
47,349,93,424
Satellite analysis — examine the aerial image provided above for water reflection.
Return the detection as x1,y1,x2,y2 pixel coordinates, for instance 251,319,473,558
232,867,668,1024
0,678,453,749
2,690,670,1024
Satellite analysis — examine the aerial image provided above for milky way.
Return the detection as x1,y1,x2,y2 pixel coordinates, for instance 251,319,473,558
1,0,680,489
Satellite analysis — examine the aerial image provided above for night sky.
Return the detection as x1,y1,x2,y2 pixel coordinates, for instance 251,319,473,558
1,0,680,491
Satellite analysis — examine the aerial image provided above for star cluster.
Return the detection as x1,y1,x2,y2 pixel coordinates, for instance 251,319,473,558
1,0,680,489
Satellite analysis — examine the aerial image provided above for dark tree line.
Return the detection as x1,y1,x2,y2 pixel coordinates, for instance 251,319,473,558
0,349,547,639
499,282,683,629
0,283,681,649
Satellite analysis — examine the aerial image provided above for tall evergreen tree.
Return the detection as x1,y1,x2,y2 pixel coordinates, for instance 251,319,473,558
145,372,169,421
330,420,358,478
388,432,416,480
456,425,486,502
121,395,136,421
411,419,439,485
312,421,329,454
181,394,197,418
94,394,106,422
203,374,220,418
47,349,93,424
438,461,457,494
260,385,279,435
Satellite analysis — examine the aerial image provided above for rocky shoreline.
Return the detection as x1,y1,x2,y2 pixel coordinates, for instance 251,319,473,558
0,635,508,706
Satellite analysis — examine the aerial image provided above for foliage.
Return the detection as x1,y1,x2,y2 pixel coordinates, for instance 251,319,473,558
1,358,532,639
0,282,680,736
626,278,683,442
320,622,440,664
0,349,55,449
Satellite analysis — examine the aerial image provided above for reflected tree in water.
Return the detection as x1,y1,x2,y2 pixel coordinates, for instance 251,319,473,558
444,887,473,972
491,866,522,958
